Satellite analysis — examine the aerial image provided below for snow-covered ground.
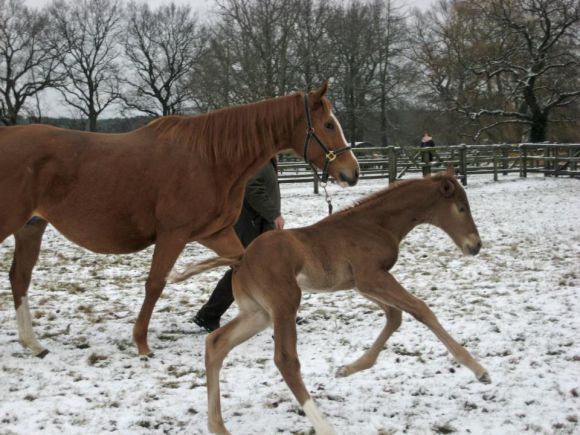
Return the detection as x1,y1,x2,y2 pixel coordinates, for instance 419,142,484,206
1,174,579,435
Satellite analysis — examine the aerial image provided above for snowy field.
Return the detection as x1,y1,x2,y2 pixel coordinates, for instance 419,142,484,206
1,174,579,435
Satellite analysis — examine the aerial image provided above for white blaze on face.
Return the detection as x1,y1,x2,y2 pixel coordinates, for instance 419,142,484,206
302,399,336,435
330,112,358,187
330,112,349,149
16,296,46,355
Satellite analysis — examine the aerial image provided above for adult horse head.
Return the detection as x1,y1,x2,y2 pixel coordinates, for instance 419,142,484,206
294,81,359,186
0,81,358,357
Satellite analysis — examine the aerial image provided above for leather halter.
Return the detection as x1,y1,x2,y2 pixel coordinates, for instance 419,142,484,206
302,94,351,184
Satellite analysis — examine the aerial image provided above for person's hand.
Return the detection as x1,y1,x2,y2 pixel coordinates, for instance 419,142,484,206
274,215,285,230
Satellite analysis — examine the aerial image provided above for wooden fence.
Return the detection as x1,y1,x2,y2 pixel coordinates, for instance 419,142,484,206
278,143,580,192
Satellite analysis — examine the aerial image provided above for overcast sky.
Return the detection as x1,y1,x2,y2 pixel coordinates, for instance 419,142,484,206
21,0,436,118
26,0,436,13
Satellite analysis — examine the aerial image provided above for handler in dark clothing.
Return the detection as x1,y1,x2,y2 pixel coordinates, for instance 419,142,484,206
420,131,436,176
193,159,284,332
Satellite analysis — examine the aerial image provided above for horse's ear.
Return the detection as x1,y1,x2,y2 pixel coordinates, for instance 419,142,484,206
440,178,455,197
446,163,455,176
309,81,329,106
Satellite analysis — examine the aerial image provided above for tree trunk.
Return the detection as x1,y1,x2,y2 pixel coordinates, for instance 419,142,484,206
380,86,387,147
89,114,98,132
529,113,548,143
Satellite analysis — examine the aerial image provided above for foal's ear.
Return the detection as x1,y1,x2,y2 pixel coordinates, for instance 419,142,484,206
310,80,329,105
446,163,455,176
440,178,455,197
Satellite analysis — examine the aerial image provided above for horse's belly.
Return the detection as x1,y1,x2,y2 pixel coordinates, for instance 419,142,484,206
41,212,155,254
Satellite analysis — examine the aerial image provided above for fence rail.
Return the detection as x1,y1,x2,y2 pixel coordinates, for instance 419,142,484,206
278,143,580,192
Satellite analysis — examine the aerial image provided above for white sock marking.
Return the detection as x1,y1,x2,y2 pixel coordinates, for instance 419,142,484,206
303,399,336,435
16,297,45,355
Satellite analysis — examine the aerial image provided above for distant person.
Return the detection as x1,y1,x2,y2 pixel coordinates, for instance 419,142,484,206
420,131,435,176
193,158,284,332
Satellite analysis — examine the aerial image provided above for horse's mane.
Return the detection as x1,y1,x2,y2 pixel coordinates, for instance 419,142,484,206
147,93,303,161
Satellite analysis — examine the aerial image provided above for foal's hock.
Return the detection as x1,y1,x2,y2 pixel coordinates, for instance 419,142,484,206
171,168,490,435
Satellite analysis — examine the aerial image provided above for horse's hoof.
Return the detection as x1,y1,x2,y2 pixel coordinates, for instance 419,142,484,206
139,351,154,361
478,371,492,384
335,366,350,378
36,349,49,359
208,422,231,435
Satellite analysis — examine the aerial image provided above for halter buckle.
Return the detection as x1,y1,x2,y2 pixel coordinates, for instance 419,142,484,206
326,150,337,162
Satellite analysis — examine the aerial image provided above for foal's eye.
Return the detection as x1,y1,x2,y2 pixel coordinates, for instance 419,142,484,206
324,122,334,130
458,205,466,213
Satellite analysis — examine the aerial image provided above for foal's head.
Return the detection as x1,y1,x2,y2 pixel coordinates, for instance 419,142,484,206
430,168,482,256
293,82,360,186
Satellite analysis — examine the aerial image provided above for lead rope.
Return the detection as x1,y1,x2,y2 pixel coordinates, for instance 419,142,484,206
321,182,333,215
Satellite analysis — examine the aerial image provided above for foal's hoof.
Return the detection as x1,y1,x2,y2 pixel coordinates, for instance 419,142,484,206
36,349,50,359
139,351,155,361
477,371,492,384
335,366,351,378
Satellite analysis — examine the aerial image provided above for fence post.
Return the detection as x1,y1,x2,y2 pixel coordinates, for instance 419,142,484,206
554,146,560,177
388,146,397,184
421,147,431,176
459,144,467,186
502,145,509,176
313,170,319,194
493,147,498,181
543,146,550,177
521,144,528,178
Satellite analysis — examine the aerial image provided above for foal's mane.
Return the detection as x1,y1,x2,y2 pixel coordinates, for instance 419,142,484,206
334,173,454,216
147,93,303,162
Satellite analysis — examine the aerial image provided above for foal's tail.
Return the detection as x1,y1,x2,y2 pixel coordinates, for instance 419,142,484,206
167,256,241,284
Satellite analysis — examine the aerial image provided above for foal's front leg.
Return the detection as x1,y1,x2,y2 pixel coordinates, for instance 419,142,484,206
336,304,402,378
357,270,490,384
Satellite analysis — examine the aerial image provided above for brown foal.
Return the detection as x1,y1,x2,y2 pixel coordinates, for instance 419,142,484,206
0,82,359,357
170,168,490,435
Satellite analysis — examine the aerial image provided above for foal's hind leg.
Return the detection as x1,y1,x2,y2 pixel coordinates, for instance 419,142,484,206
271,304,336,435
205,305,270,435
9,218,49,357
336,304,402,378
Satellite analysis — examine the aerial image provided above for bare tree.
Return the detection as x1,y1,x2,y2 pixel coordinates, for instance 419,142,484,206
190,16,240,111
327,0,381,145
215,0,301,100
51,0,123,131
0,0,61,125
369,0,412,146
291,0,335,91
413,0,580,143
123,1,206,117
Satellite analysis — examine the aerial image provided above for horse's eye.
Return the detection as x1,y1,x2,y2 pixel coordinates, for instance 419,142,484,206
324,122,334,130
458,205,466,213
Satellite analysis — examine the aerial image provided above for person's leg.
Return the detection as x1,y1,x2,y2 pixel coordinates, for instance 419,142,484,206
194,269,234,332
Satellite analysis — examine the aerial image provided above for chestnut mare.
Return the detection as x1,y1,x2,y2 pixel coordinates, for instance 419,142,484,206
170,168,490,435
0,82,359,358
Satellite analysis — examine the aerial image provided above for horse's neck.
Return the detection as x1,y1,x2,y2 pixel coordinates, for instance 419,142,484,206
361,181,439,242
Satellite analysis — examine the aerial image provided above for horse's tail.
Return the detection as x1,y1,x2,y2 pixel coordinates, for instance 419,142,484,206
167,256,241,284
